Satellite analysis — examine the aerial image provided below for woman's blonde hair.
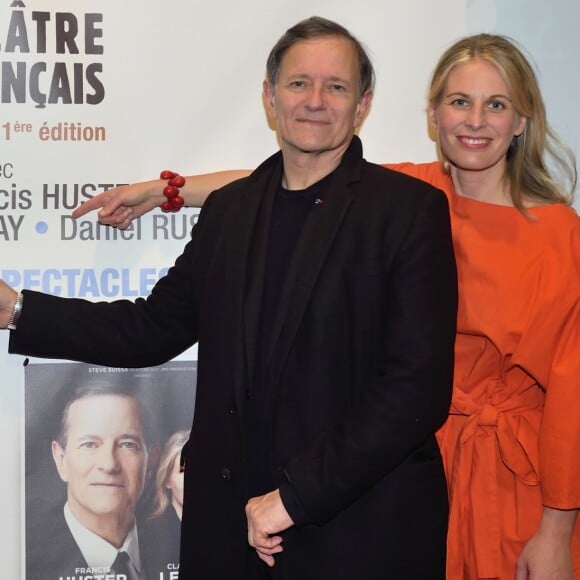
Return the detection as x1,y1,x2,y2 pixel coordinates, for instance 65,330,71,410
429,33,576,209
149,429,190,520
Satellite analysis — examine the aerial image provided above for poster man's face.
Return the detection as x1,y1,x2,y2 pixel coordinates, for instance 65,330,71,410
52,394,149,534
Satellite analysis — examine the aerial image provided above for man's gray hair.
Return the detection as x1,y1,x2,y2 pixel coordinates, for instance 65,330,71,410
266,16,375,96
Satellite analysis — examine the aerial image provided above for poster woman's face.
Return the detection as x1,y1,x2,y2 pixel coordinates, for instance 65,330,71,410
167,454,184,517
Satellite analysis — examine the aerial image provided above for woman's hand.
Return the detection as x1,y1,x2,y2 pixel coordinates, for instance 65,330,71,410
72,179,165,229
516,507,577,579
72,170,251,229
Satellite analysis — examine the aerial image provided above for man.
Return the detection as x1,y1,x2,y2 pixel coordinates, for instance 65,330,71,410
27,383,156,580
1,17,457,579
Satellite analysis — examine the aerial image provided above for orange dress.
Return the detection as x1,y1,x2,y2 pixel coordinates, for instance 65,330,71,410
388,162,580,579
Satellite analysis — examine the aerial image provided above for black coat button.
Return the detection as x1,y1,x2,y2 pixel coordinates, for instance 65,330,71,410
220,467,232,480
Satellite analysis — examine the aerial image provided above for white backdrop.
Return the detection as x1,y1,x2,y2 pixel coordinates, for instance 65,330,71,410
0,1,577,576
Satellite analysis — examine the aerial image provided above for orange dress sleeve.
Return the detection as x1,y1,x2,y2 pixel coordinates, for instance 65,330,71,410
517,208,580,508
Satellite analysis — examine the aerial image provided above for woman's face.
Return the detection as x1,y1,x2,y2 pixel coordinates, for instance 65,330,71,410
429,58,527,177
167,455,184,513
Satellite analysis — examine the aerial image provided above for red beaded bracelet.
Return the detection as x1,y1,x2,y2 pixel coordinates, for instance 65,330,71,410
159,170,185,212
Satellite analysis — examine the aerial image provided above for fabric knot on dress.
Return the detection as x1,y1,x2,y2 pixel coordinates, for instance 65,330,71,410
445,387,544,578
477,403,499,426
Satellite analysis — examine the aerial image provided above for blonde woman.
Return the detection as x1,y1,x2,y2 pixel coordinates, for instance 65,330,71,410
141,429,190,571
150,429,189,522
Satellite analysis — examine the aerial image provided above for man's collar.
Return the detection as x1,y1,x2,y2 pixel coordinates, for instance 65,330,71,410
252,135,364,188
63,503,143,573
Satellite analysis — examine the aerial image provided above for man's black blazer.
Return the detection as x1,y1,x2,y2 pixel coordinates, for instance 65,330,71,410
12,136,457,580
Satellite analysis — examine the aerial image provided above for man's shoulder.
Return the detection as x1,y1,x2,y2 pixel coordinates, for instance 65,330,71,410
209,150,282,204
207,175,251,205
27,501,68,537
359,160,448,207
26,505,86,577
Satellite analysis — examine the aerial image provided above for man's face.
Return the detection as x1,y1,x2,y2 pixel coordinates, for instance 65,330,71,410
52,394,149,533
263,35,372,160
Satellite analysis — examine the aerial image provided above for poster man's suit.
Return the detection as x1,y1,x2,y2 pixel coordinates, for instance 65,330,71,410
27,508,87,580
26,505,152,580
11,136,457,579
